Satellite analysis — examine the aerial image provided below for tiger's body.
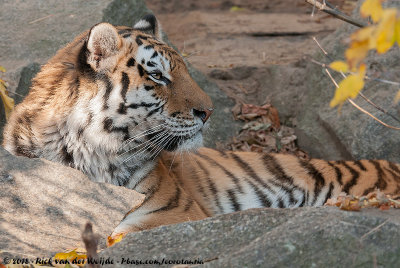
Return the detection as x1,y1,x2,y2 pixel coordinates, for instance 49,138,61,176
3,14,400,238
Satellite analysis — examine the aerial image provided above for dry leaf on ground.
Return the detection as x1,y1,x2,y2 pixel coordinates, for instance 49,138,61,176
325,190,400,211
227,102,308,159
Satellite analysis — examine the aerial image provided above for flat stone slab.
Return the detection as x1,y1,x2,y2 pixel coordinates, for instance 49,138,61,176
101,206,400,267
0,147,144,258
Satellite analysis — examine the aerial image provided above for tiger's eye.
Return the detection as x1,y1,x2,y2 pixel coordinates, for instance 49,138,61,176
150,71,163,81
152,73,162,80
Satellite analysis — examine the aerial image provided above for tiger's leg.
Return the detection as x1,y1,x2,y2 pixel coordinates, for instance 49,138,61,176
109,161,210,240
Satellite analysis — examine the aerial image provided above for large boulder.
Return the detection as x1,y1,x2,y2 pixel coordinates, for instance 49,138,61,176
0,0,240,147
295,0,400,161
101,207,400,267
0,147,144,258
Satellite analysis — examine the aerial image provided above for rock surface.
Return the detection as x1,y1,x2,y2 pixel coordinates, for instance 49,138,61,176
0,147,144,258
101,207,400,267
0,0,240,146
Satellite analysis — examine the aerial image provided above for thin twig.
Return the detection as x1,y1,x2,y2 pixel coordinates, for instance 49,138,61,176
310,57,400,87
305,0,366,28
28,14,54,24
325,0,339,11
311,37,400,124
347,100,400,130
360,219,388,240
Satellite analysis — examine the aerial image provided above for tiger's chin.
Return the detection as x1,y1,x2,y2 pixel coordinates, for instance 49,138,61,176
164,131,203,152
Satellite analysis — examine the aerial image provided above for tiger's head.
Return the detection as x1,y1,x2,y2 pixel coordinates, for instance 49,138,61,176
83,15,213,158
3,14,213,182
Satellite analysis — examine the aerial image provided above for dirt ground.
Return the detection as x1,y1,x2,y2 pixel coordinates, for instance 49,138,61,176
147,0,356,104
147,0,357,154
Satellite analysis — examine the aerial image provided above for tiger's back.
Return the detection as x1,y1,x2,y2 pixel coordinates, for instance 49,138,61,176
171,148,400,214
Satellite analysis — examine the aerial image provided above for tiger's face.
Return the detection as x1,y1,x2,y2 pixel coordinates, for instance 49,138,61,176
83,16,213,162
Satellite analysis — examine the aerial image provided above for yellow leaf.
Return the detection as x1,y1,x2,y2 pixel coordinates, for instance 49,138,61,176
230,6,244,12
375,9,397,53
345,40,369,70
351,26,375,43
0,82,15,120
329,61,349,72
330,74,365,107
0,66,5,72
54,250,77,261
395,90,400,103
54,249,87,268
395,18,400,46
360,0,383,22
107,233,125,247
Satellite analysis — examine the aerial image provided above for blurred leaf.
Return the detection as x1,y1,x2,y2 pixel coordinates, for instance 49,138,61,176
360,0,383,22
230,6,244,12
329,61,349,73
395,90,400,103
0,66,5,72
54,249,86,267
345,39,369,69
395,18,400,46
375,9,397,53
0,81,15,120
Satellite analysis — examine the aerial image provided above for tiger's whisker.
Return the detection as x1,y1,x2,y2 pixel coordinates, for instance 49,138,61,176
119,130,166,157
122,131,168,162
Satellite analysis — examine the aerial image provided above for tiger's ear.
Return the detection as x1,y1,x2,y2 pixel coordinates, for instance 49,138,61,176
133,14,162,40
87,23,121,71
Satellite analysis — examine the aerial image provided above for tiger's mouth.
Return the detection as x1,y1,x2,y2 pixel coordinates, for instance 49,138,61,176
147,127,203,152
119,123,203,163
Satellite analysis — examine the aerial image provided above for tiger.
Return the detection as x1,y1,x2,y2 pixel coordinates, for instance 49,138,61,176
3,14,400,242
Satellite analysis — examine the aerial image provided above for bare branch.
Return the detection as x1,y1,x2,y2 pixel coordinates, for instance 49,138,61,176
305,0,367,28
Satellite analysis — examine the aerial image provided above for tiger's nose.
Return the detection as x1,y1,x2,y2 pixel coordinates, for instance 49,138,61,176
193,108,213,123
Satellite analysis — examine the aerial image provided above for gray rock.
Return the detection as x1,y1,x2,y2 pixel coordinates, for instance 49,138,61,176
0,0,240,147
14,63,42,105
187,65,241,147
296,0,400,161
101,207,400,267
0,147,144,258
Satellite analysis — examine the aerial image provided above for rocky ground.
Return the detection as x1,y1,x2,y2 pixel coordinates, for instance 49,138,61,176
101,207,400,267
1,0,400,266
